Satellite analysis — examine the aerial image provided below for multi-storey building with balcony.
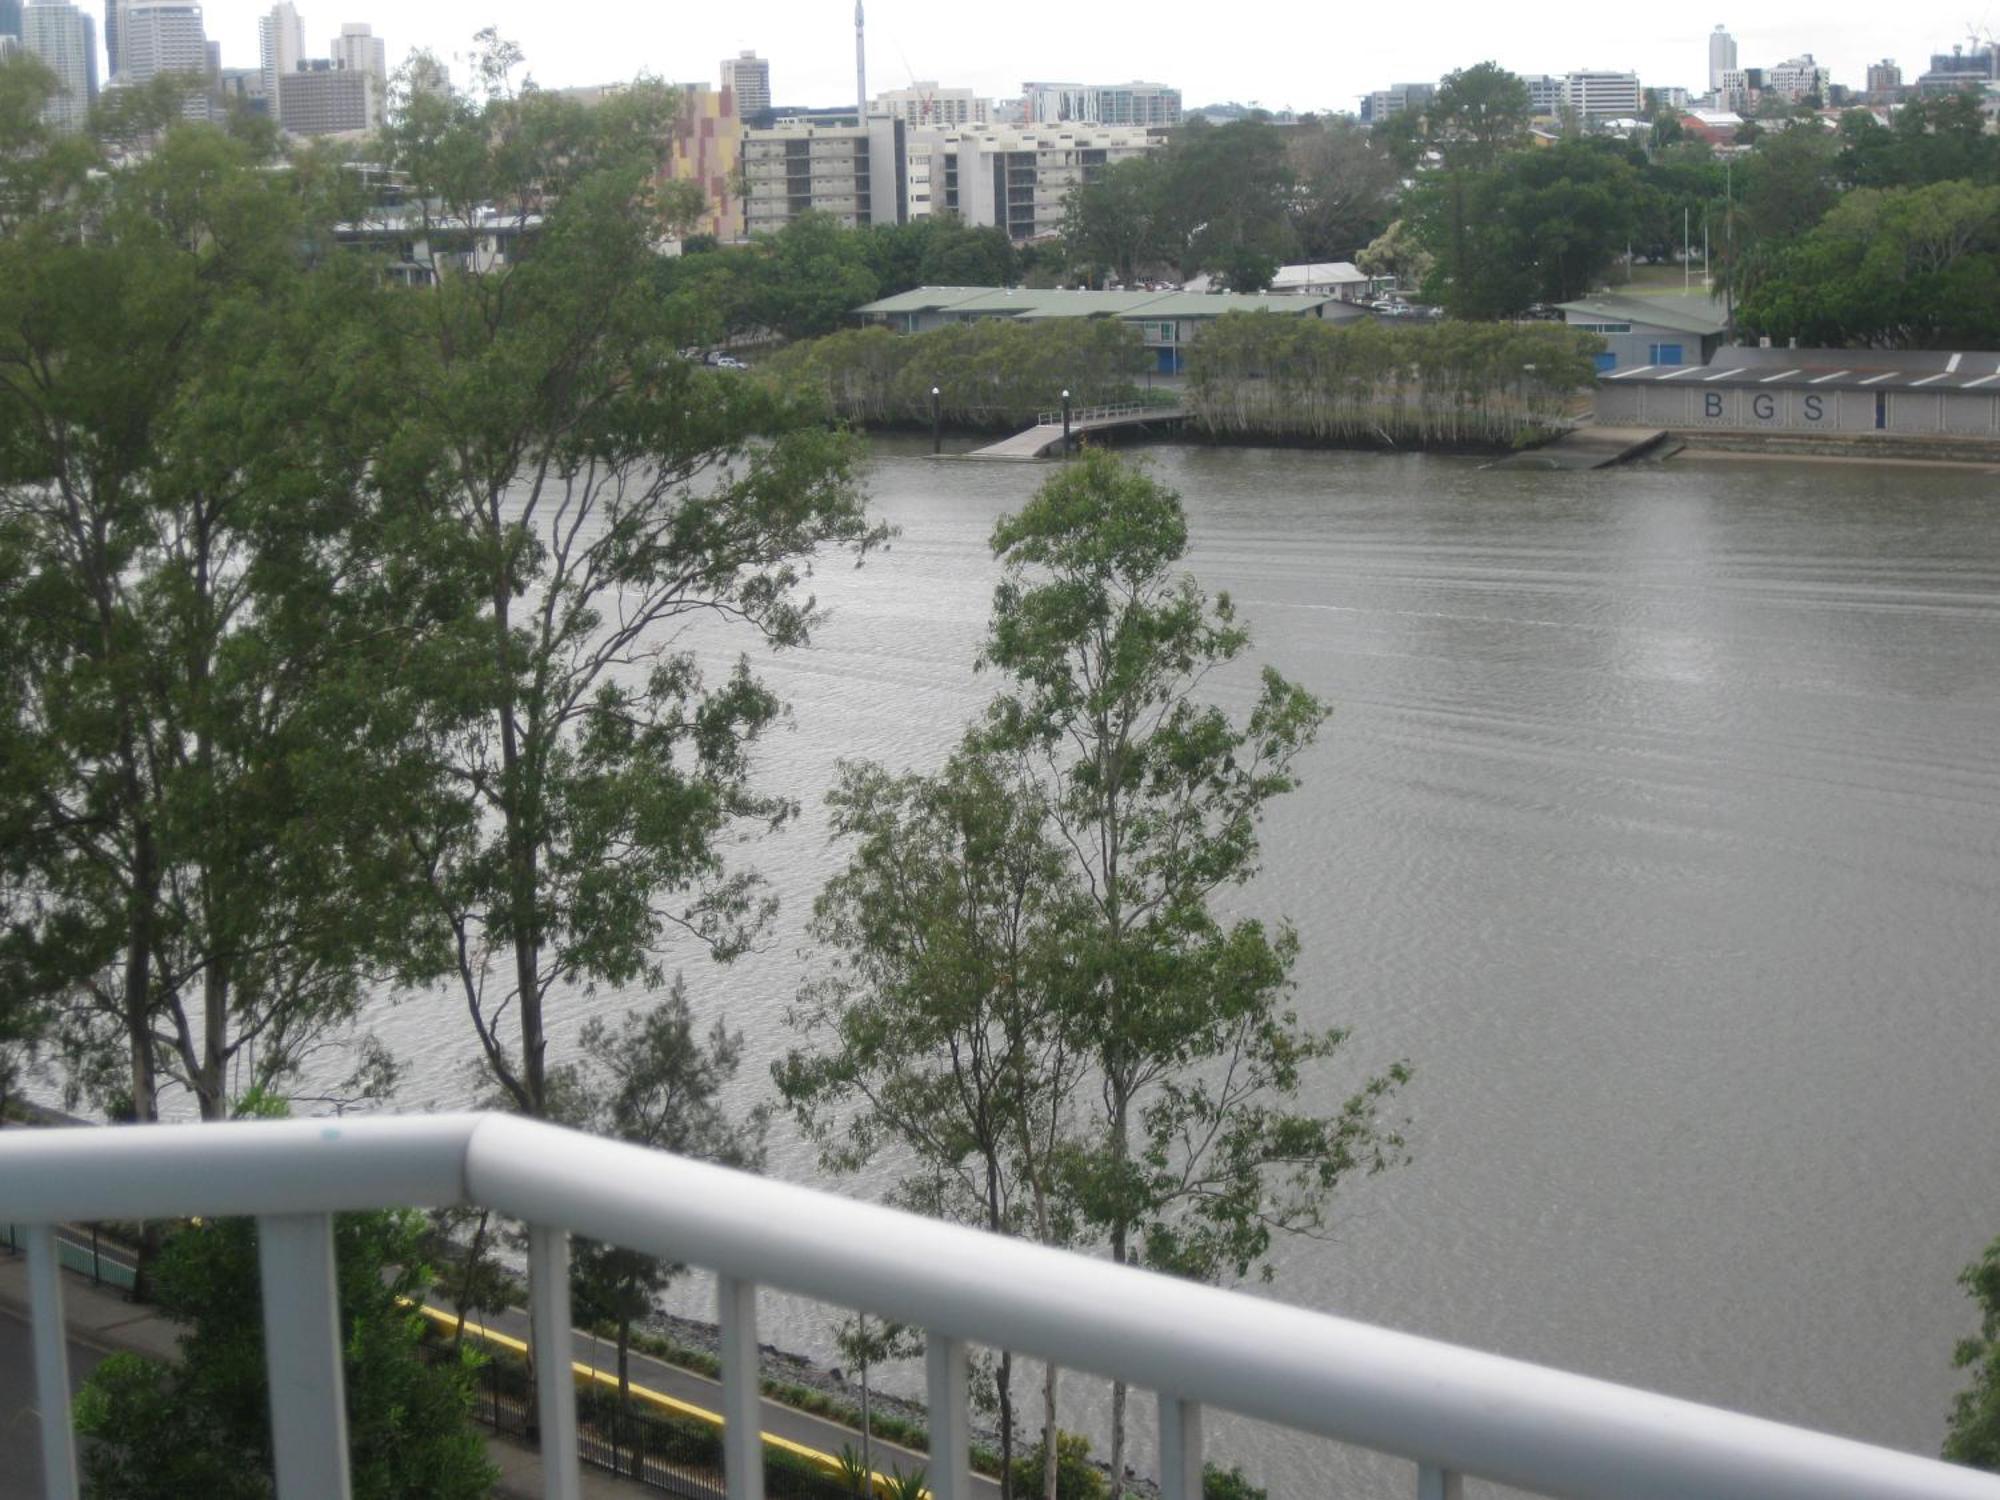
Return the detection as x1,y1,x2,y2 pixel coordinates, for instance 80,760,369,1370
741,114,904,234
1561,70,1642,120
1021,79,1180,127
904,123,1162,241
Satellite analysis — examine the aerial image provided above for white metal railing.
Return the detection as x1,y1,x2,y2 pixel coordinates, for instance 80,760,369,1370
1033,402,1183,428
3,1113,1996,1500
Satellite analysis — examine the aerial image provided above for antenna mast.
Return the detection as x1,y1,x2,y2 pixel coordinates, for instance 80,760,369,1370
856,1,867,118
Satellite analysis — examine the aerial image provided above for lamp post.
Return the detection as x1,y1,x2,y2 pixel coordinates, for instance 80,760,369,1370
931,385,942,455
1061,388,1072,455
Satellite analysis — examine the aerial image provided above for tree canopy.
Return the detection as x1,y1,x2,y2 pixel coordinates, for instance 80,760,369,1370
74,1210,494,1499
1947,1235,2000,1472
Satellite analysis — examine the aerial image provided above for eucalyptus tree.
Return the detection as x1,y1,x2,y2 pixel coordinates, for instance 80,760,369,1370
979,451,1411,1490
0,99,450,1141
556,982,767,1467
372,40,880,1122
780,749,1089,1498
1947,1234,2000,1470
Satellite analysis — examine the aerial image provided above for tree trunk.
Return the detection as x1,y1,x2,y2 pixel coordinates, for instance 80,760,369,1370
861,1349,872,1490
124,819,162,1304
998,1349,1015,1500
197,955,229,1121
619,1319,633,1476
1041,1363,1060,1500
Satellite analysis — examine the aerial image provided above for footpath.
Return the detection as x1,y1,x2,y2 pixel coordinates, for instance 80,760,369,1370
0,1244,986,1500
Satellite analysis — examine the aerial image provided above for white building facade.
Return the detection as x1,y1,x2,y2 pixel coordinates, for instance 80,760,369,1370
1766,54,1831,102
121,0,206,83
1562,70,1642,120
1708,25,1737,90
909,122,1161,240
21,0,97,131
258,1,302,99
1020,80,1179,127
873,81,989,128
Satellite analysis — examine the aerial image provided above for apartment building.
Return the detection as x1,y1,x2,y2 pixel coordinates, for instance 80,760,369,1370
1708,26,1736,90
1519,73,1563,116
1021,80,1180,127
666,81,746,240
1361,81,1435,124
1561,70,1642,120
874,80,989,128
908,123,1161,241
1765,54,1830,102
741,114,903,234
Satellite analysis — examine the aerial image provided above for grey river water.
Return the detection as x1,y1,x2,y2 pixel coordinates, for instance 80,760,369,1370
359,440,2000,1496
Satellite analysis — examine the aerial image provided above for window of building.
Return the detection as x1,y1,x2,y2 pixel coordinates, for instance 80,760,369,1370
1575,321,1632,334
1648,343,1684,365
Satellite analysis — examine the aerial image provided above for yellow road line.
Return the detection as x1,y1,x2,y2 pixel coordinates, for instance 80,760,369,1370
413,1303,924,1495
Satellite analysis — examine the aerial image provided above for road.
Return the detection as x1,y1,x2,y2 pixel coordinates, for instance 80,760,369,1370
0,1304,107,1500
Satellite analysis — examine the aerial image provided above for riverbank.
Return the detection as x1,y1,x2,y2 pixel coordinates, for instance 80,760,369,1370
1660,429,2000,470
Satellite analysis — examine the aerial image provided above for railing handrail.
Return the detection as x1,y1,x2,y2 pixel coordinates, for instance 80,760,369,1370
3,1112,1994,1500
1033,402,1183,428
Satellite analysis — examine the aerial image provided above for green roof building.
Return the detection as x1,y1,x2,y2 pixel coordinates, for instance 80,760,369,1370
853,284,1364,373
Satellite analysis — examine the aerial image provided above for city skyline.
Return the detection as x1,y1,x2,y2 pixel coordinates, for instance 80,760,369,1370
68,0,2000,110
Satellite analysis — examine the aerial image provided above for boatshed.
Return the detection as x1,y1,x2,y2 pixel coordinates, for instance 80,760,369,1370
1557,293,1730,373
1594,348,2000,435
853,286,1365,373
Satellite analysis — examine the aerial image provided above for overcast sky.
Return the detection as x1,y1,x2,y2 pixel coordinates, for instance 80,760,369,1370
188,0,1994,112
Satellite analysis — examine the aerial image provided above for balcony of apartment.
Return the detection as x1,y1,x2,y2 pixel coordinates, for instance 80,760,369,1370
4,1114,1997,1500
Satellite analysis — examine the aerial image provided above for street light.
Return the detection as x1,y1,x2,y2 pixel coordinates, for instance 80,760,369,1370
1061,388,1072,455
931,385,942,455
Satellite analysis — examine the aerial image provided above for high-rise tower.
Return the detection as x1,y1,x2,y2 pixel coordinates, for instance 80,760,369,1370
854,0,865,118
1708,25,1737,91
720,49,770,119
22,0,98,130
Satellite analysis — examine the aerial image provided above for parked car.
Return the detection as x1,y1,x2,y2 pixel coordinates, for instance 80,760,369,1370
704,352,748,369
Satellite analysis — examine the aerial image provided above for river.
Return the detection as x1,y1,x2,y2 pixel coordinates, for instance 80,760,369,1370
359,439,2000,1497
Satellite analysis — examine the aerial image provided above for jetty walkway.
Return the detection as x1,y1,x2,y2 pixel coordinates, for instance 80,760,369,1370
967,401,1188,460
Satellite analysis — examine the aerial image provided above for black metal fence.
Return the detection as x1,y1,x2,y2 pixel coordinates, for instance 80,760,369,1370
426,1331,863,1500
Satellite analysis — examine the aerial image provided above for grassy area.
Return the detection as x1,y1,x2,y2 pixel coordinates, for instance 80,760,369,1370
1606,262,1721,296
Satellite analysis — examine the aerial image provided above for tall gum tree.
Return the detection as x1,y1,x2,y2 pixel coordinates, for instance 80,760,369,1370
978,451,1411,1492
372,48,883,1123
0,99,450,1142
779,749,1090,1497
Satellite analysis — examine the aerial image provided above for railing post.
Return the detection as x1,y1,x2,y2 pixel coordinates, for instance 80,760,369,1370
26,1225,78,1500
1416,1463,1462,1500
256,1213,352,1500
718,1275,765,1500
924,1333,970,1500
527,1224,581,1500
1158,1396,1202,1500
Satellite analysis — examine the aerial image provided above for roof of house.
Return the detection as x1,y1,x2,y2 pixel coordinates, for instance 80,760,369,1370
1270,261,1371,289
1600,355,2000,392
853,286,1339,321
1558,293,1730,337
